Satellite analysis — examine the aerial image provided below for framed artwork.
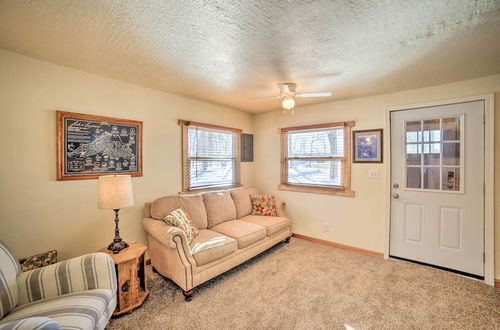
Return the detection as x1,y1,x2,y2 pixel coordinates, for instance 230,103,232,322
352,129,383,163
57,111,143,180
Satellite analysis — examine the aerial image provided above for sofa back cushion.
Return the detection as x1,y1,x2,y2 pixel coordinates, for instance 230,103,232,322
230,186,259,218
150,195,208,229
203,191,237,227
0,241,21,318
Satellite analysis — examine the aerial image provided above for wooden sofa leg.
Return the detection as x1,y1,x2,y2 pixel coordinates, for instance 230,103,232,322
285,236,291,243
183,289,193,302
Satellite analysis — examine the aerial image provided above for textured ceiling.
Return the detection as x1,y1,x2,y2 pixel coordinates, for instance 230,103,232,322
0,0,499,113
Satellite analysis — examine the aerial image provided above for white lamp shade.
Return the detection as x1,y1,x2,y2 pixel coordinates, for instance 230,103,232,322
98,175,134,210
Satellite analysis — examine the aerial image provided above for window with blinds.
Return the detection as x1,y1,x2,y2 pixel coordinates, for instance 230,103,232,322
180,120,241,191
279,122,354,196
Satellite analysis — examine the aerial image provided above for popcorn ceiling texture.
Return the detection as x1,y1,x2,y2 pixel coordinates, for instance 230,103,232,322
0,0,499,112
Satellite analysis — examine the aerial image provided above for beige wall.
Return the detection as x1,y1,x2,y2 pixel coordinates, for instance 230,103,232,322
1,48,498,280
253,74,500,278
0,49,254,260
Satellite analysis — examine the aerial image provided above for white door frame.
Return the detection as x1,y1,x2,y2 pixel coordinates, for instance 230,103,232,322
384,93,495,286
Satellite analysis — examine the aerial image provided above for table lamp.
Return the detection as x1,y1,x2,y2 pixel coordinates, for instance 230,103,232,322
98,175,134,254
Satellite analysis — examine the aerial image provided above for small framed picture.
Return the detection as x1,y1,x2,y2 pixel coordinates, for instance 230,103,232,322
352,129,383,163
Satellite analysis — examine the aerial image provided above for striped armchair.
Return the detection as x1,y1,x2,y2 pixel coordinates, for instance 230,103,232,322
0,241,117,330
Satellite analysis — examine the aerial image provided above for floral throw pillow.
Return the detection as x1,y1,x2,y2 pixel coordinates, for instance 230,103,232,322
163,207,199,244
250,194,277,217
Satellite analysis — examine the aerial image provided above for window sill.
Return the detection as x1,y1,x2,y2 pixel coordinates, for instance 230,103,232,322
278,184,355,197
180,184,242,195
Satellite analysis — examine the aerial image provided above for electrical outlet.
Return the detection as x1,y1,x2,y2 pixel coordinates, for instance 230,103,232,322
324,223,330,232
368,169,379,179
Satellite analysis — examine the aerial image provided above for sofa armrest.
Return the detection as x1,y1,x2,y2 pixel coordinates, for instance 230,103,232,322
16,252,117,306
0,317,61,330
142,218,191,250
276,200,287,218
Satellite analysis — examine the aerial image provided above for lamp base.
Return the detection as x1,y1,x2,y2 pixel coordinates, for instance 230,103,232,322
108,239,129,254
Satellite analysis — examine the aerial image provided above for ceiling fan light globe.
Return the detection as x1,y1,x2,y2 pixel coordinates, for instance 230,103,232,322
282,96,295,110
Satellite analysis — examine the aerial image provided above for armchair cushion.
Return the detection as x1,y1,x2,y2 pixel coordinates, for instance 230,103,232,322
0,241,21,319
16,253,116,305
240,215,292,236
1,289,115,330
0,317,61,330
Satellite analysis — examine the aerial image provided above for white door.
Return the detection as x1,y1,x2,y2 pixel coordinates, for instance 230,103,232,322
390,101,484,276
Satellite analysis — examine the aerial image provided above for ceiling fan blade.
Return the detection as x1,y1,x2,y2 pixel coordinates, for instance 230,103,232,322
296,92,332,98
248,95,281,101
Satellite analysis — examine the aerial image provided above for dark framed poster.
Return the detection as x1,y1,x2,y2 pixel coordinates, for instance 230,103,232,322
57,111,143,180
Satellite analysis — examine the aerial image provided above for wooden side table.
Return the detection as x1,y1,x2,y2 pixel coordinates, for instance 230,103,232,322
99,242,149,316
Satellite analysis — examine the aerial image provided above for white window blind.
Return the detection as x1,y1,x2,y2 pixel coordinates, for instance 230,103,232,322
285,126,344,187
187,125,238,189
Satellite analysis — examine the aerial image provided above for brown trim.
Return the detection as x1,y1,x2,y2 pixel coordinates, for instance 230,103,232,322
180,119,242,192
280,121,354,133
279,121,355,197
495,278,500,288
278,184,355,197
292,233,383,258
179,184,242,195
178,119,242,133
352,128,384,163
56,111,143,180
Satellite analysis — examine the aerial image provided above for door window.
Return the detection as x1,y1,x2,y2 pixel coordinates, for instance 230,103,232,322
405,116,463,192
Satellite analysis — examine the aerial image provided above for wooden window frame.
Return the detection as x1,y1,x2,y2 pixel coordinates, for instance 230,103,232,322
278,121,355,197
179,120,242,193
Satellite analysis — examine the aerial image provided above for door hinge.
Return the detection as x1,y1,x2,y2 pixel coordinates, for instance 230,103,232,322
483,113,486,124
483,252,485,262
483,182,486,194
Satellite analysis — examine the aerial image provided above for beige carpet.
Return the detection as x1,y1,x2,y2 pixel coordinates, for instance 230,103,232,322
108,238,499,329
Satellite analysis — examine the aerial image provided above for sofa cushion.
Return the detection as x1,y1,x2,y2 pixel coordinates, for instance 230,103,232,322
230,187,259,218
203,192,237,227
240,215,291,236
1,289,115,330
211,220,266,249
163,208,199,244
150,195,208,229
190,230,237,266
0,241,21,319
250,194,277,216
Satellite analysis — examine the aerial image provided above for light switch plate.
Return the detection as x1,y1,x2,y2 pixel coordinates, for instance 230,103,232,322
368,169,379,178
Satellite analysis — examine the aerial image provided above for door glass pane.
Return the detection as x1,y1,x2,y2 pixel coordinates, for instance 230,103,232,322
405,121,422,142
406,144,421,165
442,117,460,141
423,119,440,142
423,143,440,165
442,142,460,166
407,167,421,189
442,167,460,191
423,167,440,189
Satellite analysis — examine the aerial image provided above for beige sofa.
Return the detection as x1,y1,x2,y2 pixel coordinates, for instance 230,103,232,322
142,186,292,300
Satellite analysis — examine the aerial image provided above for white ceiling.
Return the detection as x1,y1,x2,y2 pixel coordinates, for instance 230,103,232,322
0,0,499,113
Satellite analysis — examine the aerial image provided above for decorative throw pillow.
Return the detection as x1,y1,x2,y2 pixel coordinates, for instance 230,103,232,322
163,208,199,244
250,194,277,217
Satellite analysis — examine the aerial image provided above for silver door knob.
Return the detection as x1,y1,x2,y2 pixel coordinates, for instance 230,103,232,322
392,193,399,199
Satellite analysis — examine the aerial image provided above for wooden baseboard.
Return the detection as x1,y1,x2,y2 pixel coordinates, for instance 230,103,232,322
495,278,500,288
291,233,384,258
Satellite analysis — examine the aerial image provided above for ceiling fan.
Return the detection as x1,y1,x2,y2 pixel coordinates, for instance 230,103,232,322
249,83,332,114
